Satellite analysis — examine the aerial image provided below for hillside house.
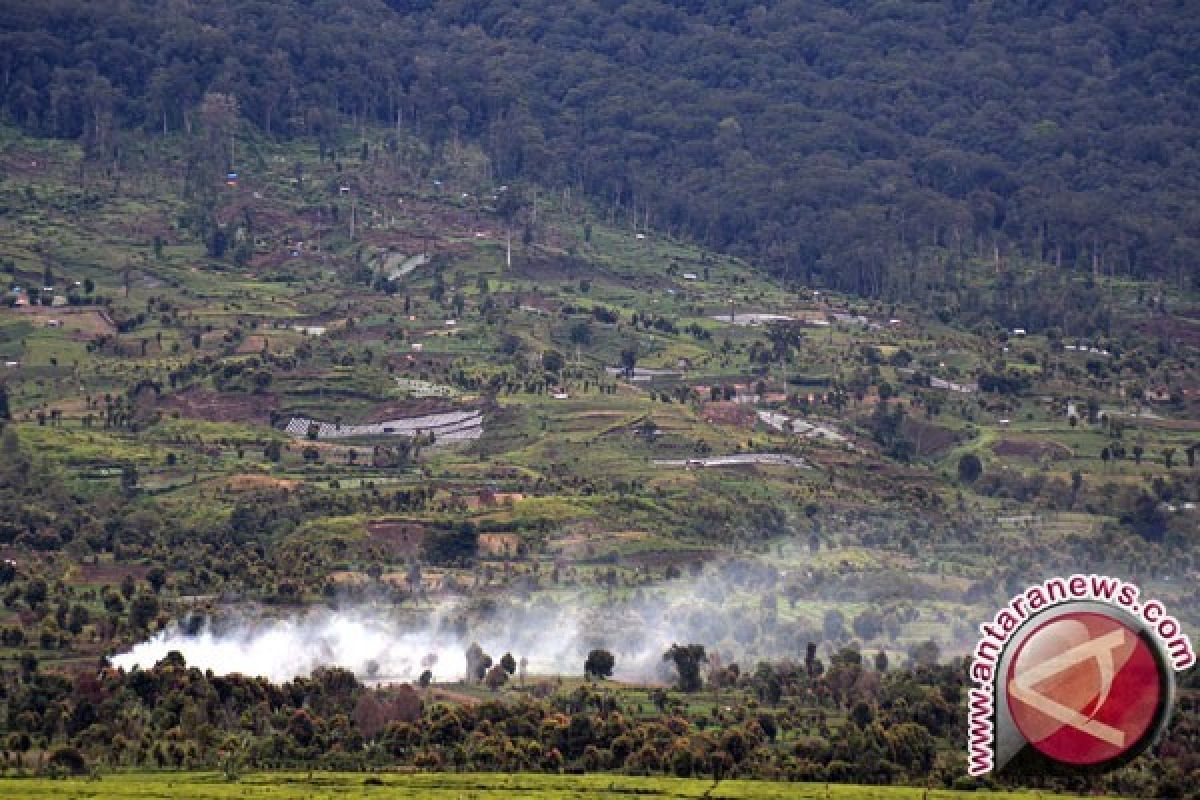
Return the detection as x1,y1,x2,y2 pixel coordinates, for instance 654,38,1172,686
1145,386,1172,403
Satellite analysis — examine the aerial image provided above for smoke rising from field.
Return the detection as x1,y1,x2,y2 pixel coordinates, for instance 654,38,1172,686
110,591,723,684
110,567,803,682
108,557,982,684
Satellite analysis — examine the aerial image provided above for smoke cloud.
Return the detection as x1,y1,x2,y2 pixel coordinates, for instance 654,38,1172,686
109,557,982,684
109,591,714,684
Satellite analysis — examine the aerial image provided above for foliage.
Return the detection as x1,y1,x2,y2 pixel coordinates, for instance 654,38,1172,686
1,1,1196,294
584,648,615,681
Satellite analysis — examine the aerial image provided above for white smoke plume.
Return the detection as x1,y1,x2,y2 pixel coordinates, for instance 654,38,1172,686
108,593,703,685
109,565,801,684
108,556,983,684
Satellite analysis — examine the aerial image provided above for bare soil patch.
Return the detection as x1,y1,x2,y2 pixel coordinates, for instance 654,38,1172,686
622,548,718,569
478,533,520,557
328,570,369,587
160,387,279,425
236,335,268,354
463,491,524,510
991,438,1073,460
901,418,960,456
358,399,457,424
700,402,757,428
77,563,151,585
12,306,116,336
226,474,300,492
365,520,427,558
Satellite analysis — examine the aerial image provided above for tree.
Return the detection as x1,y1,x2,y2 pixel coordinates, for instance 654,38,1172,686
619,346,638,378
1163,447,1176,469
465,643,487,683
120,463,139,494
887,722,935,774
146,567,167,593
569,321,593,345
823,608,845,641
852,609,883,640
287,709,316,748
850,700,873,728
46,745,87,775
499,653,517,675
584,648,615,680
908,639,941,667
0,384,9,421
484,664,508,690
1123,492,1168,542
23,578,47,609
67,604,89,635
129,592,159,630
423,523,478,566
542,349,564,373
957,453,982,483
664,644,707,692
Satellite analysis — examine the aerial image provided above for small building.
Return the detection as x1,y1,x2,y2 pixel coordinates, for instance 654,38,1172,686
1012,328,1027,337
682,272,698,280
411,343,423,352
46,319,61,328
1145,386,1172,403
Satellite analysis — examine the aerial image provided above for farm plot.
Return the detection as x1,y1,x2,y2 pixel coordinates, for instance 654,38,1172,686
711,312,794,326
284,409,483,441
605,366,683,381
757,410,852,446
384,251,430,279
929,376,978,393
653,453,810,469
395,377,457,397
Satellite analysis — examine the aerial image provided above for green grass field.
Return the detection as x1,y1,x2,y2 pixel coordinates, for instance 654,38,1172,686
0,772,1065,800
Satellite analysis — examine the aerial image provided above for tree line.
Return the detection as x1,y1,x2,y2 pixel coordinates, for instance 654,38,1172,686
1,645,1196,796
1,0,1196,297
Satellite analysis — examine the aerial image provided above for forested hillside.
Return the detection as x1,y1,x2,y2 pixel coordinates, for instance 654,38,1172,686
2,0,1196,296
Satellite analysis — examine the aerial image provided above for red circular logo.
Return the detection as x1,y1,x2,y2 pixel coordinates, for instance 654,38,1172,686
1006,611,1163,765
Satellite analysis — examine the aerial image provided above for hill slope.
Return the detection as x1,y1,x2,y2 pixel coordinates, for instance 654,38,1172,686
2,0,1197,292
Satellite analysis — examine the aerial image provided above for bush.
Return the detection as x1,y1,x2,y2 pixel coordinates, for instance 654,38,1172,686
46,745,87,775
957,453,983,483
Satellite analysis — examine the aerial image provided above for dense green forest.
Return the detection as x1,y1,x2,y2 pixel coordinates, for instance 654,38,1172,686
2,0,1197,296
